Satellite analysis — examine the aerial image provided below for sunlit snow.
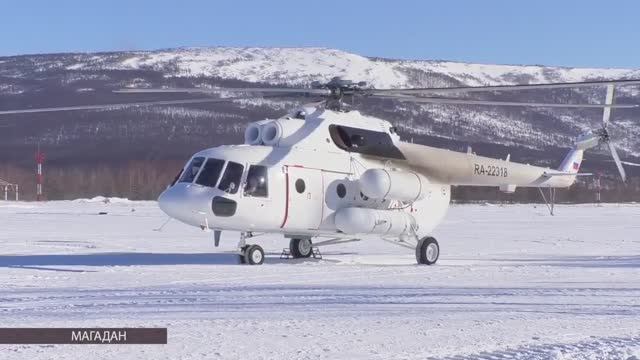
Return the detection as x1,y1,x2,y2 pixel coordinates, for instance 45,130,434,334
0,200,638,359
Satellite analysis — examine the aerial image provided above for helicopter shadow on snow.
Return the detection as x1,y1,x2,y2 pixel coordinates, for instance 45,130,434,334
0,251,343,272
1,252,635,273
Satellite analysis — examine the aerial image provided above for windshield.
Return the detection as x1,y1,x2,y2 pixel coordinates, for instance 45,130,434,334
195,158,226,187
170,169,183,187
218,161,244,194
179,157,205,183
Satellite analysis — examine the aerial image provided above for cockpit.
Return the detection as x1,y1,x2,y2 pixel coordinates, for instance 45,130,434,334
159,153,272,226
174,156,269,198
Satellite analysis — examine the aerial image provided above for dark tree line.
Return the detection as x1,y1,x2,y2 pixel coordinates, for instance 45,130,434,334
1,160,638,202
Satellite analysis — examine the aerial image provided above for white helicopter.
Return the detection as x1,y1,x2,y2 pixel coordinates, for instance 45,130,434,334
3,77,640,265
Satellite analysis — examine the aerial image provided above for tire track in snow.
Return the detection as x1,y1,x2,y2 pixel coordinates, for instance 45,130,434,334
3,286,639,320
431,335,640,360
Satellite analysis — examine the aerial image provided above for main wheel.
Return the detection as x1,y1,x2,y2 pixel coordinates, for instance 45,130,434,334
416,237,439,265
244,245,265,265
289,238,312,258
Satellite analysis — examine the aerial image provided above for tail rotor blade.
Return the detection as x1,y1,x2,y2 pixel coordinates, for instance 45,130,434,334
607,141,627,182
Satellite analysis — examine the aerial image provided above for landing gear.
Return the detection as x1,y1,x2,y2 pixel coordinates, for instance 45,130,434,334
240,244,264,265
289,238,313,258
237,232,264,265
415,237,439,265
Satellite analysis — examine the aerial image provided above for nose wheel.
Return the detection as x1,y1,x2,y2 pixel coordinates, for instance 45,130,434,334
239,244,265,265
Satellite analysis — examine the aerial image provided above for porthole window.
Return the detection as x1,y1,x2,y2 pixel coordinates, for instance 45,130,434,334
295,179,306,193
336,183,346,198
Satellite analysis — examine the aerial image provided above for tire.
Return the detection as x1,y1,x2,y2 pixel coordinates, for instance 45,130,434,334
415,237,439,265
289,238,313,258
244,245,265,265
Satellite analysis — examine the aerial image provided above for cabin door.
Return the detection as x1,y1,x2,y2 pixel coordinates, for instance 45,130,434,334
282,166,323,230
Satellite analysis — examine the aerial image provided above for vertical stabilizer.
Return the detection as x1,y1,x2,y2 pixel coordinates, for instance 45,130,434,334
558,148,584,173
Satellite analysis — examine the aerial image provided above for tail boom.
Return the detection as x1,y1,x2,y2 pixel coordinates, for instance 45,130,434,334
398,142,586,189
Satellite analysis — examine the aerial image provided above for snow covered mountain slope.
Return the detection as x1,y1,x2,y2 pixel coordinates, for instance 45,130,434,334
2,47,640,156
61,47,640,88
1,47,639,199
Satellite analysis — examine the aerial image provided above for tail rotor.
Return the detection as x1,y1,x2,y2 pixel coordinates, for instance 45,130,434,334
598,85,628,182
574,84,637,182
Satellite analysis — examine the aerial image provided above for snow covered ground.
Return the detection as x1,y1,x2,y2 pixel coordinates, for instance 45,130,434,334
0,200,638,359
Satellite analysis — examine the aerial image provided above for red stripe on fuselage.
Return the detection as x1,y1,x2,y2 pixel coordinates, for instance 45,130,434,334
280,167,290,228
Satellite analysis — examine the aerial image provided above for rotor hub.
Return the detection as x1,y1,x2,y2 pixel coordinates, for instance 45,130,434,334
312,77,369,111
595,127,611,144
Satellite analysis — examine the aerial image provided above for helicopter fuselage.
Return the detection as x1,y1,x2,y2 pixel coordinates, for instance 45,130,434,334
158,107,581,245
159,143,451,240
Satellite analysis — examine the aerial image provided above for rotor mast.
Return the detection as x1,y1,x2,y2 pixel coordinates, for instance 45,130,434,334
313,77,368,111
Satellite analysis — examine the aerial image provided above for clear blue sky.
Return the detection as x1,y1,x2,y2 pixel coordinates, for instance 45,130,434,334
2,0,639,68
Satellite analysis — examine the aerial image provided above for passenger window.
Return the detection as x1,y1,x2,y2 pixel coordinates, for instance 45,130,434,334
195,158,225,187
218,161,244,194
295,179,306,193
179,157,205,183
244,165,268,197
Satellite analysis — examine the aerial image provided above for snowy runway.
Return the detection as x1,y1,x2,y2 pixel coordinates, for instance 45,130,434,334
1,200,638,359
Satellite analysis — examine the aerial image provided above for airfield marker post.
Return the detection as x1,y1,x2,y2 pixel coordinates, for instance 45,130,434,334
35,147,45,201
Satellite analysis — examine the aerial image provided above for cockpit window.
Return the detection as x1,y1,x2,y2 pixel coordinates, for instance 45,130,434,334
170,169,183,187
179,157,205,183
244,165,268,197
218,161,244,194
195,158,225,187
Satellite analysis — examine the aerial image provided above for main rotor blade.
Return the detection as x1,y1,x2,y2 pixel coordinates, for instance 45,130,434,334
371,95,638,109
115,87,331,95
0,97,250,115
602,84,616,129
608,141,627,182
368,79,640,96
607,159,640,167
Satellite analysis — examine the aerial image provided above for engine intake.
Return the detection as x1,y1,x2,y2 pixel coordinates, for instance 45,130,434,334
244,121,266,145
261,119,306,146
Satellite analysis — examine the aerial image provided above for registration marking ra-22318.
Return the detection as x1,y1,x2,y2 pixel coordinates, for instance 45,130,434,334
473,163,508,178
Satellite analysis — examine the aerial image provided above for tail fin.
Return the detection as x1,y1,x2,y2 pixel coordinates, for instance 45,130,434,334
558,148,584,173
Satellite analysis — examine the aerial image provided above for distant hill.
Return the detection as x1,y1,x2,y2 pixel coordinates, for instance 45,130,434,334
0,47,638,200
